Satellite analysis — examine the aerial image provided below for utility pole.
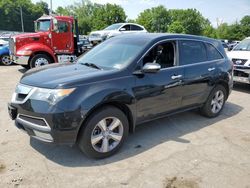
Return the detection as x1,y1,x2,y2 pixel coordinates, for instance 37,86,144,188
20,7,24,32
50,0,52,15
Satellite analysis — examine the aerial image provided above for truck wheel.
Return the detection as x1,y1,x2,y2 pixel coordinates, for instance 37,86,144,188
30,54,52,68
200,85,227,118
77,106,129,159
1,55,12,66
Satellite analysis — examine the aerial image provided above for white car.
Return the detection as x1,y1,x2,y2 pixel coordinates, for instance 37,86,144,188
0,38,9,46
89,23,147,44
227,37,250,84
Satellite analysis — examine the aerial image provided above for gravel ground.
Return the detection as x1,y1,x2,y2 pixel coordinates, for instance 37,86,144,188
0,65,250,188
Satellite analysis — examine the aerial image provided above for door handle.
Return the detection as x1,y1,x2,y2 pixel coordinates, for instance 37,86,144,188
208,67,215,72
171,75,182,80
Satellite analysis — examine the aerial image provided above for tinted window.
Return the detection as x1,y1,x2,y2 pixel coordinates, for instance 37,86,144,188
58,21,68,33
131,25,143,31
206,43,223,60
143,42,176,69
179,40,207,65
77,37,148,69
121,24,130,31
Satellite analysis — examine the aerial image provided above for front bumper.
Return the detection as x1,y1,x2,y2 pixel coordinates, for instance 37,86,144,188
8,102,83,145
233,68,250,84
10,55,30,65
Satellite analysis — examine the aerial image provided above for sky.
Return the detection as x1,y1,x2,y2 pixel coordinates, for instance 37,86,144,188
31,0,250,27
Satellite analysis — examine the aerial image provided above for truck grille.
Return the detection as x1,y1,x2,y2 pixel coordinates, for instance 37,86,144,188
232,58,248,66
9,38,15,55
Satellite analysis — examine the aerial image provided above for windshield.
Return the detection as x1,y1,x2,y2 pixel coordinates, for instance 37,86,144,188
233,39,250,51
104,23,123,31
35,20,51,32
77,38,147,69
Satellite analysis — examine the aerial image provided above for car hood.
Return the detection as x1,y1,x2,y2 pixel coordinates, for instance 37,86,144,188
227,50,250,60
20,63,116,89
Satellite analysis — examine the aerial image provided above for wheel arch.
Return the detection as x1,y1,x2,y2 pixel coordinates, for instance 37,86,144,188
215,80,229,99
76,102,135,143
28,51,56,65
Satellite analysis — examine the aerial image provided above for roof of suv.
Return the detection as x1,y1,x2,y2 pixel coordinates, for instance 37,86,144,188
115,33,216,42
114,33,226,57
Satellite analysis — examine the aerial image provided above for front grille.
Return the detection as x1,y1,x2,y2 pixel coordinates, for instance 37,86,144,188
18,115,47,127
232,58,248,66
9,38,15,55
234,70,249,78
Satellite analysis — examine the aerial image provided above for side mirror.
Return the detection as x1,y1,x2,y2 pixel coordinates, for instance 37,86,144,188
142,63,161,73
119,28,126,31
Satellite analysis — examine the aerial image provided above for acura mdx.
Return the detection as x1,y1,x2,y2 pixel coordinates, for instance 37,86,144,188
8,33,233,158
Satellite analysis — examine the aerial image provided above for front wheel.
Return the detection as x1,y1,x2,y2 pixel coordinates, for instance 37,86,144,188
77,106,129,159
200,85,227,117
1,55,12,66
30,54,52,68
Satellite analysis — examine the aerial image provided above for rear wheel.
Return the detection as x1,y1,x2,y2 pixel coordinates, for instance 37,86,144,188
1,55,12,65
77,106,129,159
200,85,227,117
30,54,52,68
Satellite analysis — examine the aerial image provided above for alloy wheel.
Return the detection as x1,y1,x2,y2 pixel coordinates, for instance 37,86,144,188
211,90,224,114
91,117,124,153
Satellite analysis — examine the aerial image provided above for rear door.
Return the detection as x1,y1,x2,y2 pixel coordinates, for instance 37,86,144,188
179,40,222,107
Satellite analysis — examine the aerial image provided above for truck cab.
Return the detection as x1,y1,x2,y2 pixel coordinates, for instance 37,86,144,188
9,15,81,69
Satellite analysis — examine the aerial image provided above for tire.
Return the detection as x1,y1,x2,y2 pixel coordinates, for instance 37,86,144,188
0,55,12,66
77,106,129,159
200,85,227,118
30,54,52,68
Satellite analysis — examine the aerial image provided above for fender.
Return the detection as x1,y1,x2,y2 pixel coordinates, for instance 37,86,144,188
17,43,57,62
79,87,137,132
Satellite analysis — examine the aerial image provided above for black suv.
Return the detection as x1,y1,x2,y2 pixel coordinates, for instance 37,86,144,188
8,34,233,158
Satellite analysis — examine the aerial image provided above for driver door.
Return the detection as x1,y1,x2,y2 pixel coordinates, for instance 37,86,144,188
51,20,73,54
133,41,184,123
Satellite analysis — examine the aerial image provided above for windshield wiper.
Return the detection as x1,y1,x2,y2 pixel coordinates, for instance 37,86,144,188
81,62,102,70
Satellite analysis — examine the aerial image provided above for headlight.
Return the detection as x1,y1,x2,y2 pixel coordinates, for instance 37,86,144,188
29,88,75,105
17,50,32,56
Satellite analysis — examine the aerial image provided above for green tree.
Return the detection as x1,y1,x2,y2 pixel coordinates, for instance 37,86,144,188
137,5,170,32
91,3,126,30
168,21,185,33
240,15,250,38
169,9,207,35
0,0,49,32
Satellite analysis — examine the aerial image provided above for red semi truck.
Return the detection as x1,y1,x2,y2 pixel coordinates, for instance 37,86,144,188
9,14,85,69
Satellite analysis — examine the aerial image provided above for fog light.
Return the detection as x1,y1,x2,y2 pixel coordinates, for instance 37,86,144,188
33,130,53,141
